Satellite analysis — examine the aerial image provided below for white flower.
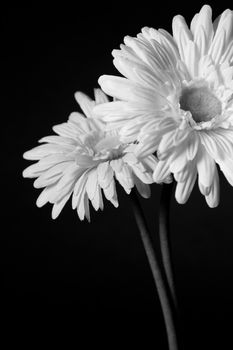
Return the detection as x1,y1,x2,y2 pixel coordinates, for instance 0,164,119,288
23,89,157,221
95,5,233,207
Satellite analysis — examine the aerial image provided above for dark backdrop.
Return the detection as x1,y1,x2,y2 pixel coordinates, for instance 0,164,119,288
2,1,233,348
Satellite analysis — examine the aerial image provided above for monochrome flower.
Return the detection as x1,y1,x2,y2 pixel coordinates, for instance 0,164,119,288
23,90,157,220
95,5,233,207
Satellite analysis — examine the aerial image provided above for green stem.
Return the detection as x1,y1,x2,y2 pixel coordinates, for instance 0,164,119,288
131,190,179,350
159,183,177,309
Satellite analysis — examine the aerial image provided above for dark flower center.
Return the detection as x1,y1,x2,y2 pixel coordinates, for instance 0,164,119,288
180,85,222,123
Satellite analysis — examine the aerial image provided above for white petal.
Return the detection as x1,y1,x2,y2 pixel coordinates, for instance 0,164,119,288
91,185,103,211
33,174,60,189
220,41,233,65
75,154,95,168
123,35,151,64
187,132,199,160
175,162,197,204
130,163,152,184
115,164,134,193
192,5,213,54
194,25,207,56
93,100,131,117
110,159,123,173
39,135,77,146
56,163,79,190
209,28,226,64
205,168,220,207
134,132,161,158
94,101,145,127
198,181,211,196
169,149,187,173
103,179,118,207
153,160,171,183
190,13,199,35
86,169,98,201
174,163,190,183
114,56,172,95
123,36,173,78
77,190,88,221
141,155,158,172
100,165,115,189
23,163,46,178
33,162,69,188
220,66,233,85
74,91,95,118
23,155,72,178
36,185,56,208
198,54,215,79
50,164,79,203
113,55,155,88
117,43,143,64
94,88,109,104
52,192,71,219
149,38,177,70
157,29,180,60
119,117,156,144
158,129,189,160
183,40,199,78
97,162,110,185
83,192,91,222
212,129,233,157
158,130,176,155
217,156,233,186
98,75,164,106
214,10,233,48
68,112,91,133
200,130,233,160
133,175,151,199
196,147,215,187
122,152,138,165
23,143,72,160
53,123,79,138
172,15,192,62
199,132,220,159
72,171,89,209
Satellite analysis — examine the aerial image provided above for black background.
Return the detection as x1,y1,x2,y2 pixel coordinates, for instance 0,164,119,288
2,1,233,348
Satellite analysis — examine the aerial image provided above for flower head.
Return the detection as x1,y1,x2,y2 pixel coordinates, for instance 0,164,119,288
95,5,233,207
23,90,157,220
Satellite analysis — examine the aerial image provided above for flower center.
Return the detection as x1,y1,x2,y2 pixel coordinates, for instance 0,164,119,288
180,85,222,123
93,134,124,160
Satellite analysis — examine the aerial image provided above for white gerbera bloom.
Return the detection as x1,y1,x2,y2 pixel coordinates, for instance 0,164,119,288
23,89,157,221
95,5,233,207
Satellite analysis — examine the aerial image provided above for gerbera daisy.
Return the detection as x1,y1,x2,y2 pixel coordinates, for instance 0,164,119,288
23,89,157,220
95,5,233,207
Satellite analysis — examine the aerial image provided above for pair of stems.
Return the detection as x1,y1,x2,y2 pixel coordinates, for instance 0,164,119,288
131,183,180,350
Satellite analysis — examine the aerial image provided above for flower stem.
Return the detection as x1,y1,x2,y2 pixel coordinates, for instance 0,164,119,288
159,183,177,309
130,190,179,350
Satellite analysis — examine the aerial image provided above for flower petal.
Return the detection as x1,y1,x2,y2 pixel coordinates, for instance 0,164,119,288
103,179,118,207
98,75,165,107
133,175,151,199
192,5,213,55
74,92,95,118
94,89,109,104
86,169,98,201
175,162,197,204
153,160,171,183
23,143,73,160
196,146,215,188
205,168,220,207
52,192,71,219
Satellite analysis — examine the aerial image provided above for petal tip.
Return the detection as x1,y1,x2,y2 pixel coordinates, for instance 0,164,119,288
98,75,110,89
